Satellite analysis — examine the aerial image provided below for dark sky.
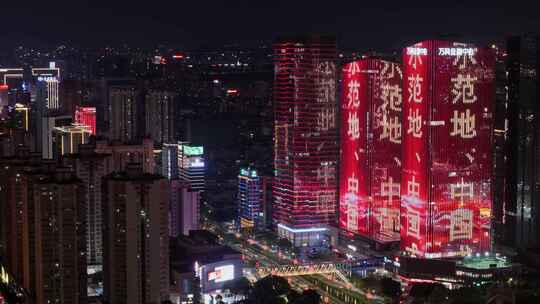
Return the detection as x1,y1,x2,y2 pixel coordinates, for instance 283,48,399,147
2,0,539,51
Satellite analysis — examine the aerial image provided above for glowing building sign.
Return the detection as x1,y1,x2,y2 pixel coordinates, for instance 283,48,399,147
208,265,235,283
183,145,203,156
75,106,96,134
339,59,403,242
240,168,258,178
401,40,494,258
189,157,205,168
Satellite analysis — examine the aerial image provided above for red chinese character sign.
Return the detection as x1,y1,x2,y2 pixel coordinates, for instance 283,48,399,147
401,41,494,258
371,61,403,241
339,59,403,242
340,61,370,235
401,42,430,256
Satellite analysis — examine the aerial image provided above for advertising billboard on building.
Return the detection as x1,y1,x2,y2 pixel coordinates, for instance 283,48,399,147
401,40,494,258
339,59,402,242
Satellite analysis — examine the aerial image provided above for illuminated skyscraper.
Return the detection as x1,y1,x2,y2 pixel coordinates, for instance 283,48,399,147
273,35,338,246
32,62,61,110
339,59,402,243
75,106,97,134
238,168,263,229
178,142,205,192
102,164,169,303
401,41,494,258
162,143,179,179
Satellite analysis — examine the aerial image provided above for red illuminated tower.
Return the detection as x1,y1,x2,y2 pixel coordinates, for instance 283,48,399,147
75,106,96,134
339,59,403,243
273,35,338,246
401,41,494,258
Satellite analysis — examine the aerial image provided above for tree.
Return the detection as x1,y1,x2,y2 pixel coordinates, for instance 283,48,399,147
249,275,291,304
409,283,450,304
449,286,485,304
427,284,449,304
291,289,321,304
224,277,252,300
381,277,402,299
277,238,293,250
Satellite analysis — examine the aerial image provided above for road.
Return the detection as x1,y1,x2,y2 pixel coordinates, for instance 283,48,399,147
203,221,385,303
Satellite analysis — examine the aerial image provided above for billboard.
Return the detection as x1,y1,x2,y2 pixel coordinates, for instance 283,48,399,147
401,41,494,258
199,259,243,293
208,265,235,283
339,59,402,242
184,145,204,156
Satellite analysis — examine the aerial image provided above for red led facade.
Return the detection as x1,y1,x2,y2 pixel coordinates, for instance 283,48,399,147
339,59,402,242
273,36,338,228
401,41,494,258
75,106,96,134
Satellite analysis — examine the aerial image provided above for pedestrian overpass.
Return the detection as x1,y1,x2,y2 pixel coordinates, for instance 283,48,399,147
256,262,352,284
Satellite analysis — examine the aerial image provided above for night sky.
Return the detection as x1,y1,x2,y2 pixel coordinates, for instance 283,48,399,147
3,0,539,51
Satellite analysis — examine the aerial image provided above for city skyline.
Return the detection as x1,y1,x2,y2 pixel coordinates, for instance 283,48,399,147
0,3,539,304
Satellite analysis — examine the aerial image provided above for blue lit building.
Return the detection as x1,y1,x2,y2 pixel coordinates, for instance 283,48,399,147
238,168,263,229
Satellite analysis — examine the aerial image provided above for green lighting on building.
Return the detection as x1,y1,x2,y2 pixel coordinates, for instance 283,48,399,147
183,145,203,156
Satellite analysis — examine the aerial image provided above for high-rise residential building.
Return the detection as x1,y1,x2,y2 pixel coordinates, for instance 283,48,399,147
0,129,33,157
178,142,205,191
39,115,72,159
272,35,338,246
162,143,179,179
261,176,274,229
238,167,263,229
492,43,510,246
52,124,92,158
339,59,403,243
401,40,494,258
0,151,53,292
145,90,176,145
102,164,170,304
62,145,113,266
169,179,200,237
32,169,87,304
502,35,540,249
109,86,140,143
75,106,97,134
95,138,155,173
13,103,30,131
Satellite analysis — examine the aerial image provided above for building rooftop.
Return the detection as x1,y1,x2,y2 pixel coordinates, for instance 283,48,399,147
458,255,513,270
